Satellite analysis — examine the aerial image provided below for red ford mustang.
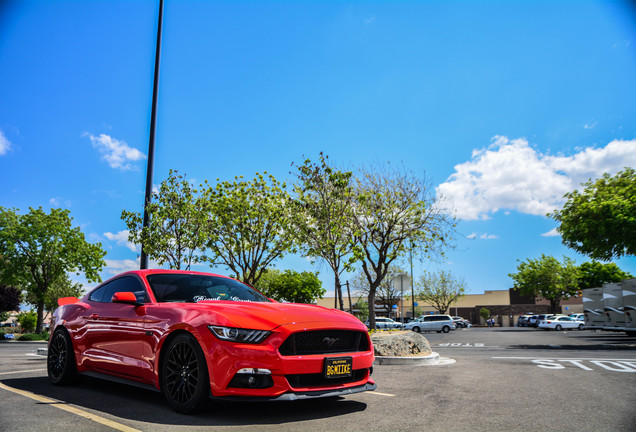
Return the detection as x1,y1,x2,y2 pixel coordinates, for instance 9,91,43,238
48,269,376,413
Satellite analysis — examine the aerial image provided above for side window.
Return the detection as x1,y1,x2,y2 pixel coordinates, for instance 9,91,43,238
101,281,122,303
88,277,147,303
89,285,108,302
114,276,147,303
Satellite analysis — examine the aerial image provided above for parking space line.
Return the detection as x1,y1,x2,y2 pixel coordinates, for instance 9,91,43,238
0,382,142,432
0,368,47,376
492,356,636,361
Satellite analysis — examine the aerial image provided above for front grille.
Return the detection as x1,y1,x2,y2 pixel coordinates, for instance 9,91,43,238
286,369,369,388
278,330,370,356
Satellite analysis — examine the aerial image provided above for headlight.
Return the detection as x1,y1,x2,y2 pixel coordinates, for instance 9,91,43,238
208,326,271,344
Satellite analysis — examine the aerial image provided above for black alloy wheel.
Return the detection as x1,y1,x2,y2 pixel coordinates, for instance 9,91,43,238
161,333,210,414
47,328,77,385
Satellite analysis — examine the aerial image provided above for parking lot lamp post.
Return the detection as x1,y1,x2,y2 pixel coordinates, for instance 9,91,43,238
393,273,410,322
140,0,164,270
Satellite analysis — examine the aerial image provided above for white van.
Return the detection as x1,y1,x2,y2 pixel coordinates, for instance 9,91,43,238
403,315,456,333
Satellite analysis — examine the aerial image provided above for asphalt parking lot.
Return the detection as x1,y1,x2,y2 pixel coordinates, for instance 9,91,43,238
1,328,635,432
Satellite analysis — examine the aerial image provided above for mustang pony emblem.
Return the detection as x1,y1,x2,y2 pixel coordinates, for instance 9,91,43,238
322,337,339,346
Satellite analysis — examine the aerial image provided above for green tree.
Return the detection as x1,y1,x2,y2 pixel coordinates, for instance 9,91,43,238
350,164,456,329
0,285,21,314
25,273,84,318
0,207,105,333
479,307,491,323
256,269,325,303
350,266,406,317
202,173,295,286
17,310,37,333
292,153,358,310
550,168,636,260
122,169,207,270
578,261,632,289
354,299,369,322
509,255,580,313
416,270,466,314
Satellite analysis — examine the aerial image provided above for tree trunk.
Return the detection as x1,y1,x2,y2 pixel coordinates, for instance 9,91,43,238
335,274,344,311
367,290,376,330
36,299,45,334
550,298,560,314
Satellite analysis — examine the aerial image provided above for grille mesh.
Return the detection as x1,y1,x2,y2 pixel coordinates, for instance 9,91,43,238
279,330,369,356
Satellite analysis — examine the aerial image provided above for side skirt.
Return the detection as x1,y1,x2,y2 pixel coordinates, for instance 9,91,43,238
79,371,160,393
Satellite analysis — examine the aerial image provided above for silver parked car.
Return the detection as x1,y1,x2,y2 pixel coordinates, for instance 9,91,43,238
404,315,456,333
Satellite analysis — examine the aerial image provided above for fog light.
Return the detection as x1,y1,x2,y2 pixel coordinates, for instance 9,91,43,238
228,368,274,389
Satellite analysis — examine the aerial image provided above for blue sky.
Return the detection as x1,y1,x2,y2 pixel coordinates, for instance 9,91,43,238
1,0,635,296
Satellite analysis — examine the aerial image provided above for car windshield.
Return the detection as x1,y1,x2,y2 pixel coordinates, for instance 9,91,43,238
146,273,269,303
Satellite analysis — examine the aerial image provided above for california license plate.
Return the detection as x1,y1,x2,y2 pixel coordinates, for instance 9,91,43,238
324,357,353,379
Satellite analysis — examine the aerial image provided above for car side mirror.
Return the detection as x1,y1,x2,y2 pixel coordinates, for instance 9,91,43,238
111,291,140,305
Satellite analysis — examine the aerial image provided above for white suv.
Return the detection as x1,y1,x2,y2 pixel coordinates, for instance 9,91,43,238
404,315,456,333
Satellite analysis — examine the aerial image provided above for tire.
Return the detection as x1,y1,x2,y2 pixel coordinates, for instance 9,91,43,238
578,324,584,330
555,325,562,331
412,326,420,333
442,326,450,333
47,328,77,385
161,333,210,414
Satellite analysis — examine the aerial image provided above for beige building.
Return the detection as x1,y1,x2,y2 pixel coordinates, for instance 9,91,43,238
314,288,582,327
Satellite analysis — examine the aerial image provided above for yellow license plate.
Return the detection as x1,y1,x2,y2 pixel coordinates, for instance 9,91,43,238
324,357,353,379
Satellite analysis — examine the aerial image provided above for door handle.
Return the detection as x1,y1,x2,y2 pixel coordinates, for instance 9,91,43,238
90,313,99,319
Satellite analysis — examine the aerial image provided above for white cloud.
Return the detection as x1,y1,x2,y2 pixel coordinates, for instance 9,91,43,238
0,130,12,155
85,133,146,170
437,136,636,220
104,258,140,275
480,233,498,240
104,230,139,253
541,228,560,237
584,121,597,129
466,232,497,240
49,197,71,208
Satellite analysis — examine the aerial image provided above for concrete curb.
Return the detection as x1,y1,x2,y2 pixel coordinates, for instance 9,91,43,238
374,351,452,366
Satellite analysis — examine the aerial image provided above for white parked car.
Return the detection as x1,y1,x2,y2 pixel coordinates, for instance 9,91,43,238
366,317,403,329
538,316,585,331
403,315,456,333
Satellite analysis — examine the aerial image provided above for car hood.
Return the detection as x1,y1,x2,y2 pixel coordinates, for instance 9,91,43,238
175,300,365,331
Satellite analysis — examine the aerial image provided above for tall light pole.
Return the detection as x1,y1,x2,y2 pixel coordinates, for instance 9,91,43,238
140,0,164,270
392,273,410,322
410,244,415,319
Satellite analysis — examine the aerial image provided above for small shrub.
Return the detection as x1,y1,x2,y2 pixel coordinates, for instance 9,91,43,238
17,332,50,341
17,311,37,333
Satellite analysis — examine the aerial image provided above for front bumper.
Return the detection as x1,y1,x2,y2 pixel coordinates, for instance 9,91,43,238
211,382,377,402
200,325,376,399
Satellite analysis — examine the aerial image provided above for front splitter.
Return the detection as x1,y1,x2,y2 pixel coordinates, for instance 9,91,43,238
211,382,377,402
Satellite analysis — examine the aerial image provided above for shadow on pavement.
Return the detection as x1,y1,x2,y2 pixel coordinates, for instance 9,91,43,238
2,375,368,426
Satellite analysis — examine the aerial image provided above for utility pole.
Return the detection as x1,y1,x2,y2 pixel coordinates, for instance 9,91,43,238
410,244,415,319
140,0,164,270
